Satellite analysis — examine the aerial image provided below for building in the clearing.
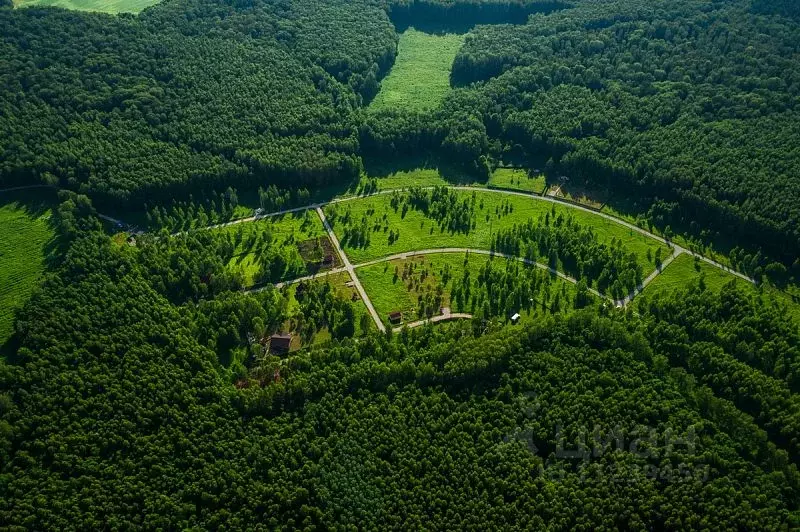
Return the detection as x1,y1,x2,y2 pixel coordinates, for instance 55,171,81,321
388,311,403,325
268,334,293,355
510,313,521,325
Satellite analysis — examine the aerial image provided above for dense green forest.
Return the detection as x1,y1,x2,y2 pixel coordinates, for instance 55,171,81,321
2,197,800,527
2,0,800,266
3,0,800,527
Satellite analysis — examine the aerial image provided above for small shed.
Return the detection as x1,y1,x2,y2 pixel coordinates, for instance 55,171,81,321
388,311,403,325
510,313,521,325
269,334,293,355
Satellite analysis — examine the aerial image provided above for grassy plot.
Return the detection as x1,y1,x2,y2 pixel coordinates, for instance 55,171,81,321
282,272,374,345
642,253,800,324
211,210,327,287
370,29,465,112
641,253,740,296
357,252,588,324
355,167,480,195
0,192,57,345
327,189,668,273
13,0,161,13
488,168,547,194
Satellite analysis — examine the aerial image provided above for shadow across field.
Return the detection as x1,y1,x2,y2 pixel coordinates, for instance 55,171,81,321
0,189,60,352
363,154,483,186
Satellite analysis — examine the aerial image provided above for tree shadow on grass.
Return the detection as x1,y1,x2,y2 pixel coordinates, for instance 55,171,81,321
362,153,485,186
0,188,61,268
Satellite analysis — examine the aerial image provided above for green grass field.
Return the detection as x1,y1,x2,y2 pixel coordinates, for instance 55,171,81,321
212,210,325,287
359,168,471,194
357,252,584,324
642,253,800,323
327,190,668,273
488,168,547,194
283,272,373,343
370,29,465,112
0,192,57,345
13,0,160,13
641,253,738,296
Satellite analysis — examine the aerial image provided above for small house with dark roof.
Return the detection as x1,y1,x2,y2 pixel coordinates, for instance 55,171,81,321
388,311,402,325
269,334,293,355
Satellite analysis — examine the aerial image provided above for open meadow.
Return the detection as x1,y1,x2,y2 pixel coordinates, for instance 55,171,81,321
327,189,668,273
488,168,547,194
212,210,326,287
369,28,465,112
0,191,56,345
13,0,161,13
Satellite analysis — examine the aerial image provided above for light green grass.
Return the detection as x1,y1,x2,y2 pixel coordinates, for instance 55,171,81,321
13,0,160,13
642,253,800,324
357,252,584,323
364,168,466,192
213,210,325,287
0,193,56,345
370,29,465,112
641,253,737,296
488,168,546,194
327,190,668,273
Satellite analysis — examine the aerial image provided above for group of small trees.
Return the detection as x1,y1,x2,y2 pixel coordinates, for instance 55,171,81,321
491,211,643,300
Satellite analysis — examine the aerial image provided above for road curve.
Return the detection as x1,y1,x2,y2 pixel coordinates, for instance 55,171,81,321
351,247,608,301
190,184,755,285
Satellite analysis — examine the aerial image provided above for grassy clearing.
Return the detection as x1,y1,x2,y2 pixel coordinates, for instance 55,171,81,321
357,252,586,324
327,190,668,272
358,168,470,194
0,192,57,345
212,210,326,287
283,272,373,344
641,253,738,296
13,0,160,13
370,29,465,112
642,253,800,324
488,168,547,194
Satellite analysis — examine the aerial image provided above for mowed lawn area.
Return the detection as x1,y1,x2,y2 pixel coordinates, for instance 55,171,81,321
13,0,160,13
0,192,57,345
357,252,585,324
369,29,465,112
327,189,668,273
488,168,547,194
212,210,326,287
641,252,800,324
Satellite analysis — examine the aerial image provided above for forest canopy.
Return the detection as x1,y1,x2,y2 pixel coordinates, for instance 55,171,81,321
3,0,800,527
2,0,800,262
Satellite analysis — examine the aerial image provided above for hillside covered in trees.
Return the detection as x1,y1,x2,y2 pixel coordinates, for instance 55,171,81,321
2,196,800,528
2,0,800,265
3,0,800,527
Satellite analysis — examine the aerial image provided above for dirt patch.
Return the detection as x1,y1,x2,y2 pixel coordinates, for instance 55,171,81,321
298,236,341,273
